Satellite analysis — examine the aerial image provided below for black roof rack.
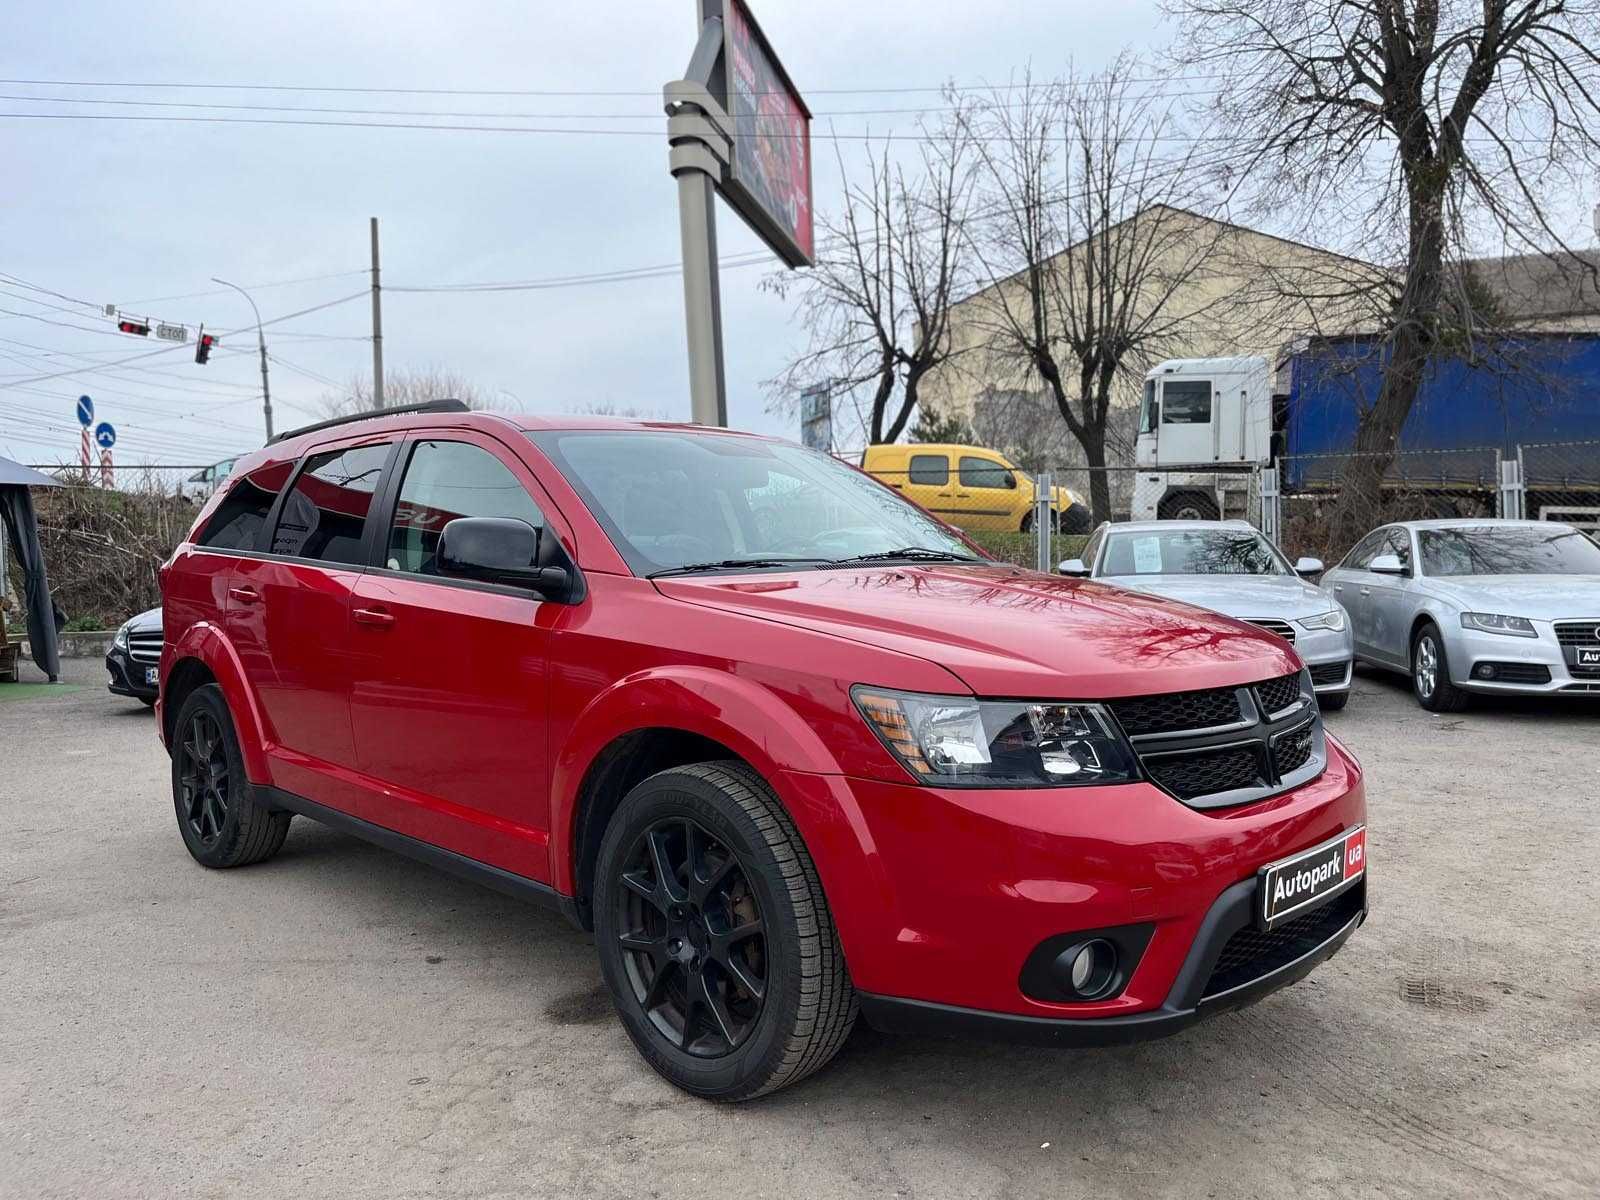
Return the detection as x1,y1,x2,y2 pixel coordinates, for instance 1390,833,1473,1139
267,398,471,445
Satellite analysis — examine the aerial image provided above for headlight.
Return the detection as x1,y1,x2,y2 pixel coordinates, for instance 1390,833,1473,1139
113,622,131,650
1297,608,1346,632
1461,612,1537,638
852,687,1138,788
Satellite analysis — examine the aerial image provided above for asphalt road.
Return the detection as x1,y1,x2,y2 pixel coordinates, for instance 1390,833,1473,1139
3,659,1598,1199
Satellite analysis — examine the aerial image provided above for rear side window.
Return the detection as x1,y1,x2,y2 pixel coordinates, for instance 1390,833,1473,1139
270,443,392,565
386,440,545,576
197,462,290,551
908,454,949,485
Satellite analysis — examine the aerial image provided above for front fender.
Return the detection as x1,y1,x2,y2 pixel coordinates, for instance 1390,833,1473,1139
165,621,275,785
549,665,853,894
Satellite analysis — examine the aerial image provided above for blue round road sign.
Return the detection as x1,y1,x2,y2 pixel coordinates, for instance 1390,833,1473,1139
94,421,117,450
77,395,94,427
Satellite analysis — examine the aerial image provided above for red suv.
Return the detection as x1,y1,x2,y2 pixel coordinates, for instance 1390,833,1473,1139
158,402,1367,1100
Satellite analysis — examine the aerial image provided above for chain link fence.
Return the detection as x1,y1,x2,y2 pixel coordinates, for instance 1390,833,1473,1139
1513,440,1600,532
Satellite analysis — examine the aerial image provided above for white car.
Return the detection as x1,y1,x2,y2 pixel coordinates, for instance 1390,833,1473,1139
180,457,238,505
1321,519,1600,711
1062,520,1354,710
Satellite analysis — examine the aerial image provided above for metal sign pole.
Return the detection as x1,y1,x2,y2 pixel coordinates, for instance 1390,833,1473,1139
665,19,734,428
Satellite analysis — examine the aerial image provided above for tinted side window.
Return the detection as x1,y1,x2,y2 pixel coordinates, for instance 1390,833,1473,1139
270,443,392,564
1162,381,1212,424
908,454,950,485
387,441,546,576
1385,529,1413,567
959,455,1012,489
1343,529,1389,570
198,462,291,552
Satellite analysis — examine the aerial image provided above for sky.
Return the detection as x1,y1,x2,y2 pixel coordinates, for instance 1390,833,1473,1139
0,0,1170,471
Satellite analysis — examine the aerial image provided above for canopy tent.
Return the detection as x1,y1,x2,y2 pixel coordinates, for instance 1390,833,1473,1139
0,456,62,682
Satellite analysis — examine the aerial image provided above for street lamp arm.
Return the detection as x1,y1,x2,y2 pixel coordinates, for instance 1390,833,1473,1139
209,277,273,441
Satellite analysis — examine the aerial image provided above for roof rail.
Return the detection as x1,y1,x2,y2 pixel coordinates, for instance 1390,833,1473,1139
267,398,471,445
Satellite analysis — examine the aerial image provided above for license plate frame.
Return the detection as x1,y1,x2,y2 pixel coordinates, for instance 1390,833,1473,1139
1257,826,1365,930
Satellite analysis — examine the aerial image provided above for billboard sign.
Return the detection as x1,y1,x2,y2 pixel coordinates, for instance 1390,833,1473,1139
713,0,813,268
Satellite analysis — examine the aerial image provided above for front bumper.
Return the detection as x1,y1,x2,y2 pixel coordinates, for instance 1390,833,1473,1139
862,877,1365,1044
1446,623,1600,696
105,646,158,699
782,737,1367,1027
1292,625,1354,695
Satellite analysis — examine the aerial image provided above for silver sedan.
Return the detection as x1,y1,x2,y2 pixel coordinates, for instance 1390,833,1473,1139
1062,520,1354,709
1321,519,1600,711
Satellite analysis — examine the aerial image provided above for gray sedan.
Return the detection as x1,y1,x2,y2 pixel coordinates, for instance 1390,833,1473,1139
1322,519,1600,711
1062,520,1354,709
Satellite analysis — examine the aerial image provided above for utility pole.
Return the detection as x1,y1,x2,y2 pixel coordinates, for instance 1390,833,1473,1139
370,217,385,411
211,277,273,441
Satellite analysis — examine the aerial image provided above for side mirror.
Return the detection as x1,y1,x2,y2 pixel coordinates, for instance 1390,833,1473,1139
1369,553,1409,577
437,517,571,597
1294,556,1325,578
1059,558,1091,577
1005,472,1018,490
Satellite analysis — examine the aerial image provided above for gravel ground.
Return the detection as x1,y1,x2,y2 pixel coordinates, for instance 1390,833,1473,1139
3,659,1598,1199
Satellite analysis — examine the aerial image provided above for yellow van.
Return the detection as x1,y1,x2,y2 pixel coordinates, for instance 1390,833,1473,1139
859,443,1091,534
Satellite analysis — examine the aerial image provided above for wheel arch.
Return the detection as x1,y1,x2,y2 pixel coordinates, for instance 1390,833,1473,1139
550,667,864,928
162,622,273,783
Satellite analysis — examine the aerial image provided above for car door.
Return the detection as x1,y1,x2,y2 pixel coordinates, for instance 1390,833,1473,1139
346,433,564,881
226,437,397,816
1365,528,1418,666
1326,529,1386,658
957,453,1022,530
1157,378,1215,466
902,452,957,522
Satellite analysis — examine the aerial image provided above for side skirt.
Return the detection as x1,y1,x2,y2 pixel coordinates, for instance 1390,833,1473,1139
258,785,586,931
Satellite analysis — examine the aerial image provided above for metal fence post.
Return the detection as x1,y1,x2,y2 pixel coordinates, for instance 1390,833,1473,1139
1258,463,1282,546
1498,452,1525,520
1033,471,1053,572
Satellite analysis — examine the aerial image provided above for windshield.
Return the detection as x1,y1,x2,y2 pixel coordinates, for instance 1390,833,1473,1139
1101,528,1289,577
527,429,979,575
1418,525,1600,576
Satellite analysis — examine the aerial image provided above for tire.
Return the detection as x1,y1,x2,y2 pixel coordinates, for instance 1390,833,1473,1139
1410,624,1469,713
1060,503,1094,535
170,684,292,868
1318,691,1349,712
1158,492,1220,521
1019,510,1060,534
593,761,857,1101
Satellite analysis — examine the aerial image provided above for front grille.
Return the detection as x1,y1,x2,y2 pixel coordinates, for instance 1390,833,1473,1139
1202,885,1364,1000
1110,687,1243,737
127,633,163,665
1254,672,1304,716
1309,661,1350,688
1272,721,1316,776
1554,621,1600,648
1144,743,1265,801
1473,661,1552,684
1245,618,1296,644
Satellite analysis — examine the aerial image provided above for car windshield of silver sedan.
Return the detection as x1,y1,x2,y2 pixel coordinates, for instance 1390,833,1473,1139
1419,525,1600,576
1100,529,1288,577
528,429,981,576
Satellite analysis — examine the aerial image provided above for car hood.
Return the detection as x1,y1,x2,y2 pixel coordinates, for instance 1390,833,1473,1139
655,564,1300,698
1420,575,1600,620
1100,573,1338,620
127,606,162,633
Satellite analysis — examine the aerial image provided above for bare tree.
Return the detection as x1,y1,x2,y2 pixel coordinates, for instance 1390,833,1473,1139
964,61,1234,522
318,366,493,418
767,102,978,446
1172,0,1600,542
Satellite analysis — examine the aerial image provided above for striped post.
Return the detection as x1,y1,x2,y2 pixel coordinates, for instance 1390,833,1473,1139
99,448,113,489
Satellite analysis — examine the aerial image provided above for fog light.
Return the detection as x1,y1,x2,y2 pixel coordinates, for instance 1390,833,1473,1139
1475,663,1497,680
1055,938,1118,999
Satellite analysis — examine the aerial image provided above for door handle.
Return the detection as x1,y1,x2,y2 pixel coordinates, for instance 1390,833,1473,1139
1359,588,1372,597
1332,584,1343,592
353,606,396,629
228,586,260,605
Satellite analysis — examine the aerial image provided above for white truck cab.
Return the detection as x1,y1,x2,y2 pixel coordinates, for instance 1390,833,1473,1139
1133,356,1274,521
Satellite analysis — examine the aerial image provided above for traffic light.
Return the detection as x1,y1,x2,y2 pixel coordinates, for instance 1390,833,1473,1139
195,329,217,365
116,318,150,336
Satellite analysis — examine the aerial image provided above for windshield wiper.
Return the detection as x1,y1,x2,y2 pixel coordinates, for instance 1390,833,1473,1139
827,547,986,566
648,557,831,579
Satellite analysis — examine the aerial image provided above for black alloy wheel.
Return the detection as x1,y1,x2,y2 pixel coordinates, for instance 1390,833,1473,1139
613,817,768,1058
179,708,231,848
